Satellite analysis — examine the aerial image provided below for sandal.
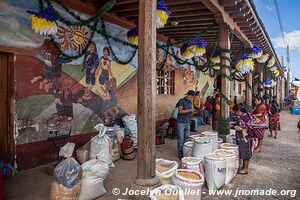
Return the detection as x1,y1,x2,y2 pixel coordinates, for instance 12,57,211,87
254,148,261,153
237,171,248,175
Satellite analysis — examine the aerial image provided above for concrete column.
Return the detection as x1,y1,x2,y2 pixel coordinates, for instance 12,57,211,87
219,24,231,118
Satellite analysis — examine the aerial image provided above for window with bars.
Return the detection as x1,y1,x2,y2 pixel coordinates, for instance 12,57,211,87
156,69,175,95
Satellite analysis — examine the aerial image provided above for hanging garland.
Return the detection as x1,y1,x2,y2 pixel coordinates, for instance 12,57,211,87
45,0,116,26
101,19,137,65
157,42,170,70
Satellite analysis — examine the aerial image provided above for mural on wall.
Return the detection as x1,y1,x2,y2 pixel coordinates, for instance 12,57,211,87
1,0,215,144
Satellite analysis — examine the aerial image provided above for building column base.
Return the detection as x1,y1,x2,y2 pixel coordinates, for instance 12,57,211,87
129,177,161,200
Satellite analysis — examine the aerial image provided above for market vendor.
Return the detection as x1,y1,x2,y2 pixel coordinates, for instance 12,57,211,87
176,90,197,159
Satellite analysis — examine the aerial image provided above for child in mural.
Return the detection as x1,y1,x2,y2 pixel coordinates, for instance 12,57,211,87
97,79,118,125
31,40,71,93
53,78,74,122
81,42,99,100
96,47,114,90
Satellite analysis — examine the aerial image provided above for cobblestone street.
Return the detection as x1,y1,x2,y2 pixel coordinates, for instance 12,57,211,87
4,111,300,200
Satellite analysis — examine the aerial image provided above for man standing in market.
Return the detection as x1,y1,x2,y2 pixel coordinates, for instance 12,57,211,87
177,90,197,159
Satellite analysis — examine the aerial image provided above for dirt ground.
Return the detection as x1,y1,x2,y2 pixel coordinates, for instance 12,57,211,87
4,111,300,200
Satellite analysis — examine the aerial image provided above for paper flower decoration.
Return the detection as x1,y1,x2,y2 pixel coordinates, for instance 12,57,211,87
180,40,195,60
274,69,280,77
210,50,220,64
256,53,269,63
26,6,58,36
194,38,206,57
127,27,138,45
180,38,206,60
157,0,171,29
235,54,255,74
267,56,275,68
264,79,273,88
271,66,277,72
248,44,263,59
264,79,276,88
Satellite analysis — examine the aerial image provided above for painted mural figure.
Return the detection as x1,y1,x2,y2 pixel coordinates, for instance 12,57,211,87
31,49,71,93
81,42,99,100
98,79,118,124
54,78,74,121
97,47,113,88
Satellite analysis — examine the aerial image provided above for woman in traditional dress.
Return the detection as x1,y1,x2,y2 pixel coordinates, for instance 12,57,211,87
229,105,254,174
268,100,281,139
97,47,113,87
252,96,267,153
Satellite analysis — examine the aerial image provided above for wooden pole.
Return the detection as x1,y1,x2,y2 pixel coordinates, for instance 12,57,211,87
246,73,253,106
219,24,230,118
258,63,264,98
137,0,157,179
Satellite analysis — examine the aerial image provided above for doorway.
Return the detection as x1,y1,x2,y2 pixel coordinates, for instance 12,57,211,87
0,52,14,163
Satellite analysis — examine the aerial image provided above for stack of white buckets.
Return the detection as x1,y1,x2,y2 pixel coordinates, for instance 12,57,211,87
182,130,239,191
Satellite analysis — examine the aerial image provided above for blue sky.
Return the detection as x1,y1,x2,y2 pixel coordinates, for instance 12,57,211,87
253,0,300,79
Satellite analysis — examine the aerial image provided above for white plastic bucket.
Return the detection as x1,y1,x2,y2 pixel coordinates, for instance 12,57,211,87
181,157,205,178
202,131,218,152
204,153,226,190
192,137,212,160
218,138,223,149
214,149,236,185
226,130,237,144
171,169,204,200
220,143,239,174
183,141,193,157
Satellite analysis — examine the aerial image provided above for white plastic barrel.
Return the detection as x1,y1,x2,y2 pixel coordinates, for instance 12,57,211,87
183,141,193,157
204,153,226,190
192,136,212,160
202,131,218,152
214,149,236,185
220,143,239,174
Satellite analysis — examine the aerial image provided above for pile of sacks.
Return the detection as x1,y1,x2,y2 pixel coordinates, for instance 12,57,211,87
49,142,110,200
50,123,118,200
76,122,136,165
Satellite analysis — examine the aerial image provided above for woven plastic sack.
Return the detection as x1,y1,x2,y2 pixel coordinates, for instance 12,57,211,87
90,124,114,167
79,152,110,200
